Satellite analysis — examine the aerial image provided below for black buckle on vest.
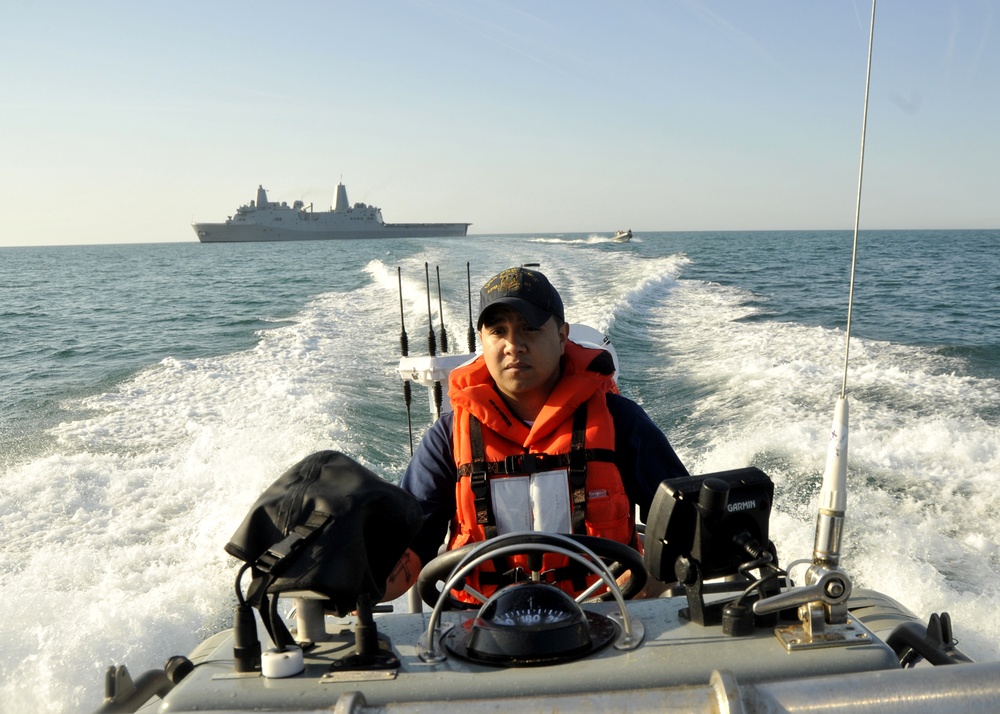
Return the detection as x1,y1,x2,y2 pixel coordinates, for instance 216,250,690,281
470,470,488,497
503,453,539,474
470,469,491,526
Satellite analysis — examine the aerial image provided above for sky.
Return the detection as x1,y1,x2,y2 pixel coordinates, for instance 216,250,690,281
1,0,997,247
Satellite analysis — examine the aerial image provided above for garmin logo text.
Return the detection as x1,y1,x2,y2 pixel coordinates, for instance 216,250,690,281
728,499,757,513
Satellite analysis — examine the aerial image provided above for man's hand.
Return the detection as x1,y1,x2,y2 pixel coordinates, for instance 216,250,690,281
381,548,422,602
616,568,671,599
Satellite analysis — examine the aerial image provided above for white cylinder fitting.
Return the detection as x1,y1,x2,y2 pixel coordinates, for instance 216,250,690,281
261,645,304,678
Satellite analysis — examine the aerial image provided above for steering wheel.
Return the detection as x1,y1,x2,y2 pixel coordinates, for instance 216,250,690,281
416,533,648,610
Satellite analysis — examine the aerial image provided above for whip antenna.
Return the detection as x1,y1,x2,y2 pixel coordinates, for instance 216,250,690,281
398,268,414,455
752,2,877,641
424,263,442,419
814,0,877,569
840,0,876,401
436,266,449,354
424,263,437,358
466,262,476,353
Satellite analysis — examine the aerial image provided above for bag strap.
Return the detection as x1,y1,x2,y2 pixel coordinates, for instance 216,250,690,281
244,509,331,649
254,510,330,575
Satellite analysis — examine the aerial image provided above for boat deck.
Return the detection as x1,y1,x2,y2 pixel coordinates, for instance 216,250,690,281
151,589,940,712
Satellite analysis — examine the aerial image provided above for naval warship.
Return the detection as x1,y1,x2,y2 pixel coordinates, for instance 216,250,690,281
193,183,470,242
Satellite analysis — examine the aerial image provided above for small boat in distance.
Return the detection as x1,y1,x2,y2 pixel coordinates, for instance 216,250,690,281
612,229,632,243
193,183,471,243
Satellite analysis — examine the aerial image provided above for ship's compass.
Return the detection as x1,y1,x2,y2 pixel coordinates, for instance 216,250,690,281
448,581,619,666
417,532,645,667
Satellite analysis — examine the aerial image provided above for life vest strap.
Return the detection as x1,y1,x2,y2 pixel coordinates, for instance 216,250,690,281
460,405,613,537
468,416,497,539
569,406,588,535
456,448,615,477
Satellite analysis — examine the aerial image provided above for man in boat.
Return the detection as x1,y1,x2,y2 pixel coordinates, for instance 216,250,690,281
384,266,688,602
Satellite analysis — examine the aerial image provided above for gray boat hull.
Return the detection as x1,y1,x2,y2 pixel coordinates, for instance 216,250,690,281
113,588,1000,713
193,222,470,242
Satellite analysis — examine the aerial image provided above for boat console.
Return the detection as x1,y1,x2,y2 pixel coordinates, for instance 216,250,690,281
96,457,997,713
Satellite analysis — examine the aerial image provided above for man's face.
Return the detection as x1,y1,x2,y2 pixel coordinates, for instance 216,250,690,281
479,306,569,406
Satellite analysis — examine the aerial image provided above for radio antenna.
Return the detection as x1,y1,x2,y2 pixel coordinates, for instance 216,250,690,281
753,1,877,643
466,262,476,353
814,0,877,569
398,268,414,456
436,266,449,354
424,263,442,419
424,263,437,358
840,0,877,401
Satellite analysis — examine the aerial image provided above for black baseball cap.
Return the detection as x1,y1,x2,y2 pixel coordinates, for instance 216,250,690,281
477,267,565,329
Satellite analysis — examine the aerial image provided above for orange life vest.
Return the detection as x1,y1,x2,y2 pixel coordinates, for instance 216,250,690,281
448,341,637,601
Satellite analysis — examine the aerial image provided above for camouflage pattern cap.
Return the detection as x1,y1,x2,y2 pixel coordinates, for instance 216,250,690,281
477,267,564,329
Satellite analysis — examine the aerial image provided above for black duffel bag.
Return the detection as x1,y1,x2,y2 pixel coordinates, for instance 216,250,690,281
225,450,422,644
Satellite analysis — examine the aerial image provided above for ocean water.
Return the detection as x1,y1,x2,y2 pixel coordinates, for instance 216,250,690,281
2,230,998,712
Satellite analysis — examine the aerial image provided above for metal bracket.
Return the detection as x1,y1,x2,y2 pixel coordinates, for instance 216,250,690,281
774,617,872,651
